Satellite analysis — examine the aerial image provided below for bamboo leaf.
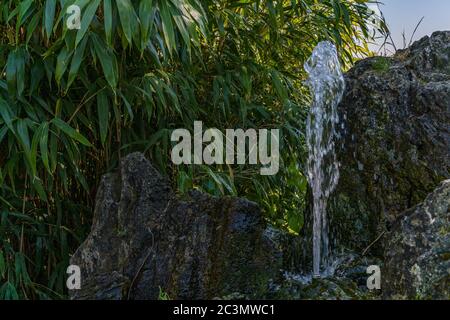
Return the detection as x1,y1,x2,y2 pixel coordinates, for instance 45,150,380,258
139,0,155,45
44,0,57,38
15,49,26,97
104,0,113,46
52,118,92,147
16,119,33,172
32,177,47,202
159,0,176,54
17,0,33,27
116,0,138,45
6,51,17,97
0,98,15,133
31,123,45,176
75,0,101,47
92,35,118,88
39,122,51,174
26,8,41,44
172,7,191,55
67,35,89,90
55,46,72,85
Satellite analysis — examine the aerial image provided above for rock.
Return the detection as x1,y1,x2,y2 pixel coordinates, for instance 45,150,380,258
383,180,450,299
325,31,450,255
291,277,374,300
275,272,379,300
70,152,283,300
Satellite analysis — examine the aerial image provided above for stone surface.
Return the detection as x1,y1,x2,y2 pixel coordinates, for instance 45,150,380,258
383,180,450,299
325,31,450,256
70,152,283,300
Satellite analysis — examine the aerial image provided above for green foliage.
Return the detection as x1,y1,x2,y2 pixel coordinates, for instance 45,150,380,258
371,56,391,73
0,0,384,299
158,286,170,300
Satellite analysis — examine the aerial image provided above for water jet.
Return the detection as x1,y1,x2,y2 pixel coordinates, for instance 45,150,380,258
304,41,345,277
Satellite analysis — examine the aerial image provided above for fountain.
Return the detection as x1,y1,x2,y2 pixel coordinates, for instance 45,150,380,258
304,41,345,277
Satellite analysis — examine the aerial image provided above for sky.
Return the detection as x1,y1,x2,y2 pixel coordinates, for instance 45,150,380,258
370,0,450,51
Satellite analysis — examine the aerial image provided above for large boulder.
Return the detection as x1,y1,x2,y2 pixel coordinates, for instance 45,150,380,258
70,152,283,300
325,31,450,255
383,180,450,299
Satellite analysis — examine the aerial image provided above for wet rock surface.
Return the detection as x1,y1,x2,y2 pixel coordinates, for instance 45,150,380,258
70,152,283,300
274,254,383,300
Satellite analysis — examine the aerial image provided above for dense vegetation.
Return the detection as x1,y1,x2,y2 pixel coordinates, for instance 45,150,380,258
0,0,384,299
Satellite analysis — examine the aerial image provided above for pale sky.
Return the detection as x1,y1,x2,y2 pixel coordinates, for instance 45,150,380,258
371,0,450,51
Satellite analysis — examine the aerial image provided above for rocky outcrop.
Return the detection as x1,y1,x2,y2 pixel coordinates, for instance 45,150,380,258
325,31,450,255
383,180,450,299
70,152,283,300
296,32,450,299
70,32,450,301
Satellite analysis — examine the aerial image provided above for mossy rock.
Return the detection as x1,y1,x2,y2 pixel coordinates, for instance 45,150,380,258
383,180,450,299
308,32,450,258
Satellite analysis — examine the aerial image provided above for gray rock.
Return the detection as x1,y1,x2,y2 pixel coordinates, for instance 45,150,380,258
383,180,450,299
70,152,283,300
325,31,450,256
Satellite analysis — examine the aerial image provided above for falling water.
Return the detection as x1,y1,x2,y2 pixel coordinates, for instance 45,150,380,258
304,41,345,277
